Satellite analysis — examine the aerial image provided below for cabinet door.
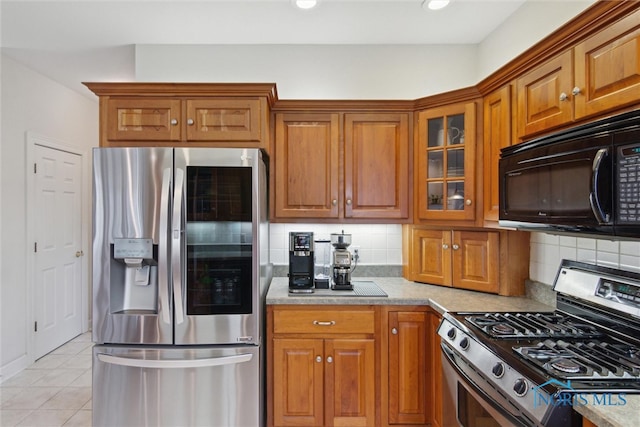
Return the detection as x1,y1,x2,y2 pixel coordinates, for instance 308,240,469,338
185,99,262,141
106,98,181,141
574,9,640,119
451,230,499,293
417,103,476,221
388,311,428,425
344,113,410,220
410,229,451,286
516,50,573,138
325,339,376,427
483,85,512,222
273,338,324,427
274,113,340,219
429,312,443,427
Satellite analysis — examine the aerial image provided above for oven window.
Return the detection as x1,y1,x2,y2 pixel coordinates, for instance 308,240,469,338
458,383,502,427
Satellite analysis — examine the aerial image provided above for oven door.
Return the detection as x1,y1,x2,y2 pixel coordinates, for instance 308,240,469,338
441,343,538,427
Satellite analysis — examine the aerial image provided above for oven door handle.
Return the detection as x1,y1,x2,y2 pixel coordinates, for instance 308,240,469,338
441,343,529,426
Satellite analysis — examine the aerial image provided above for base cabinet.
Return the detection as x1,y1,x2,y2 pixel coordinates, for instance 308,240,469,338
268,306,378,427
381,307,430,427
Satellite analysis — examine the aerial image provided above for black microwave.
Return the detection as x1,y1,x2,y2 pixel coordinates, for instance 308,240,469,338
499,110,640,238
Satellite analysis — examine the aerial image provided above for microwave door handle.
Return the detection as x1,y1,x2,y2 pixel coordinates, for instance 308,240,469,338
172,168,185,324
590,148,611,224
158,168,172,325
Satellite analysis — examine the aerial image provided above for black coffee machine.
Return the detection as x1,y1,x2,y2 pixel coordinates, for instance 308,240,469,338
288,232,315,293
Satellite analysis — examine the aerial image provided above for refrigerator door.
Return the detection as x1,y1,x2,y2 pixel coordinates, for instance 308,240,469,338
173,148,270,345
92,147,174,345
92,345,262,427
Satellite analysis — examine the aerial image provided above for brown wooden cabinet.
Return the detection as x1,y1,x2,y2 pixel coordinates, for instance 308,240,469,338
516,8,640,139
428,311,443,427
273,111,411,222
483,84,513,222
416,102,477,222
403,225,529,296
381,307,429,427
268,306,377,427
84,83,275,148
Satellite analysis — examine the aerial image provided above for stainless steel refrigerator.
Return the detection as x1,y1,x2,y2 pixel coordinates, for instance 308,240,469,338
91,147,271,427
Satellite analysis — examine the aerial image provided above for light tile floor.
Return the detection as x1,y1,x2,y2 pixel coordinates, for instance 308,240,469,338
0,333,93,426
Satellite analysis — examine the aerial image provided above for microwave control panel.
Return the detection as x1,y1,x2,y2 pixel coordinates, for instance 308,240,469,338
617,144,640,223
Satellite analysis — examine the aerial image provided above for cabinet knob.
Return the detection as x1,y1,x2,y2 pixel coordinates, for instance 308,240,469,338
170,119,178,126
316,356,322,363
332,199,338,206
391,328,398,335
442,244,449,250
326,356,333,364
346,199,352,206
75,250,84,258
559,92,569,102
187,118,195,126
452,244,460,250
572,87,581,96
465,199,472,206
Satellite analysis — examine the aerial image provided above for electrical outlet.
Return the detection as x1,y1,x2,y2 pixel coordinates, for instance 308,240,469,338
352,246,360,262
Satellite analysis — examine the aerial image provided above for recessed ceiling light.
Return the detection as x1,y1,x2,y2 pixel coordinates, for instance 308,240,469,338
423,0,450,11
294,0,318,10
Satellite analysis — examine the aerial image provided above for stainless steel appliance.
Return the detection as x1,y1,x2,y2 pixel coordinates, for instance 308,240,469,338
92,147,271,427
499,109,640,238
288,231,314,293
314,239,331,289
331,232,354,290
439,260,640,427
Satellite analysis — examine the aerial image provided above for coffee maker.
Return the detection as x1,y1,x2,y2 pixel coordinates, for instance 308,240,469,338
288,232,315,293
331,232,353,290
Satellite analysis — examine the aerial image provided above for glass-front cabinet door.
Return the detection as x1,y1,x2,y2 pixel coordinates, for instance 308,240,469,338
417,102,476,221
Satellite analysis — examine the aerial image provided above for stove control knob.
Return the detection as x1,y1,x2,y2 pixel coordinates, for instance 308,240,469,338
459,337,470,351
447,328,456,340
513,378,529,397
492,362,505,379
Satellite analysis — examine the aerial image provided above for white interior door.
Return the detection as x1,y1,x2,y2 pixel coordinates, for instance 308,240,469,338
34,144,83,359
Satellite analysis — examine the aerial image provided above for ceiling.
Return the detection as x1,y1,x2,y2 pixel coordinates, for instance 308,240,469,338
0,0,586,99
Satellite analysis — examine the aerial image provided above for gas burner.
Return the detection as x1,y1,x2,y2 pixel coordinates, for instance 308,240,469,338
550,358,582,374
492,323,516,335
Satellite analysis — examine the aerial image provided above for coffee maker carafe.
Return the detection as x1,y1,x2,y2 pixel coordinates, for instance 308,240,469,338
288,232,315,293
331,232,353,290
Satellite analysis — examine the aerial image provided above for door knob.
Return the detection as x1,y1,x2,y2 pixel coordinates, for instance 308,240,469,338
75,250,84,258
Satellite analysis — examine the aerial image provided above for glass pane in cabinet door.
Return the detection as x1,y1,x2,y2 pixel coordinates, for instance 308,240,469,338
428,117,445,148
448,114,465,145
447,149,464,177
447,181,465,210
428,151,444,179
427,182,444,210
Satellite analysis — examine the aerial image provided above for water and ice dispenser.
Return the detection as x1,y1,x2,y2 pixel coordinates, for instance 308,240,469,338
111,238,158,313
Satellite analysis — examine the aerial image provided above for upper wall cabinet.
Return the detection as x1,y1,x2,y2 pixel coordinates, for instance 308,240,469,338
516,8,640,139
273,110,412,222
416,102,477,223
84,83,276,148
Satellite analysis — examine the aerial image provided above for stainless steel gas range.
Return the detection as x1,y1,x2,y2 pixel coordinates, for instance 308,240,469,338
438,260,640,427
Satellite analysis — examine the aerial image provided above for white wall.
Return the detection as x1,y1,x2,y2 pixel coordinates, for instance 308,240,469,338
477,0,596,81
0,55,98,381
135,44,478,99
530,233,640,286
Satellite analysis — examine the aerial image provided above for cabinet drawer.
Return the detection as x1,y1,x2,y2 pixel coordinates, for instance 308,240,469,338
273,310,375,334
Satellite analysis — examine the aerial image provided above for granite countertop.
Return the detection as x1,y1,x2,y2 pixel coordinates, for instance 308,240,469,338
266,276,554,313
266,276,640,427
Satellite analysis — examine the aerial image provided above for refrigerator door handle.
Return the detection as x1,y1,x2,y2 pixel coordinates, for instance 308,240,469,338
172,167,185,324
158,167,172,325
96,352,253,369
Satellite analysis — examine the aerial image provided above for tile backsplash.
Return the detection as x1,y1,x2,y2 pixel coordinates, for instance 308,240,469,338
269,223,403,266
530,232,640,285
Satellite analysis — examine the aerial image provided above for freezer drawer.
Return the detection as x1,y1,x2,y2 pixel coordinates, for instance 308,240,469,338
93,345,262,427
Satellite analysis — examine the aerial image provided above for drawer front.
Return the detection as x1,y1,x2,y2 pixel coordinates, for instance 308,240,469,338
273,310,375,334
